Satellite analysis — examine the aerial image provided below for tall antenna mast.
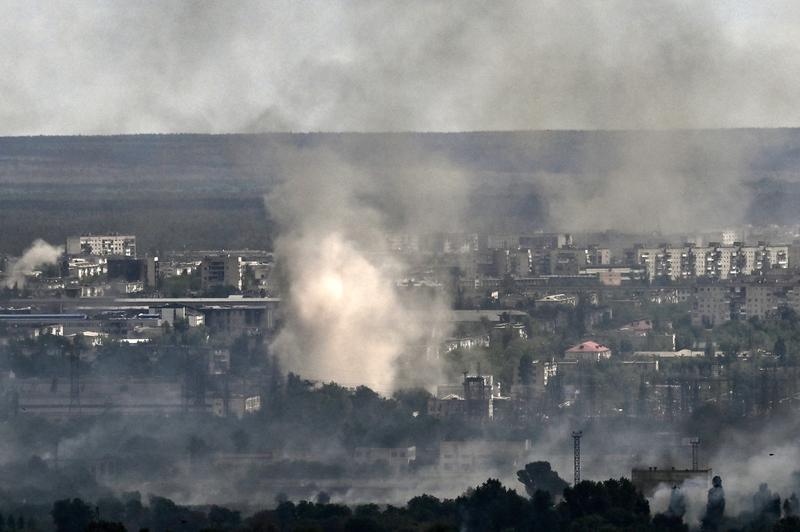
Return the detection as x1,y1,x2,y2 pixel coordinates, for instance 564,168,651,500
572,431,583,485
690,438,700,470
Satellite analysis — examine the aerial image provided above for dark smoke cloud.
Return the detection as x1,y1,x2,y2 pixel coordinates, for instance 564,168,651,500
2,1,800,134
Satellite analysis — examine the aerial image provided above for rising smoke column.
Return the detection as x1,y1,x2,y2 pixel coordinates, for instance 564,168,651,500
667,486,687,519
268,147,459,393
703,475,726,531
4,239,63,288
273,231,436,391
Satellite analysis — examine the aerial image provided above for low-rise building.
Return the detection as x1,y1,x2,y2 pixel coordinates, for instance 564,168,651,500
619,319,653,334
490,323,528,345
439,440,531,473
353,447,416,469
536,293,578,307
442,335,490,353
564,341,612,362
429,374,507,420
633,349,704,359
150,304,205,327
211,393,261,418
631,467,712,496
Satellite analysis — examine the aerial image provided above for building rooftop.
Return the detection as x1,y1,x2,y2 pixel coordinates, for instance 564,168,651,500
566,341,610,353
115,296,280,305
447,310,528,322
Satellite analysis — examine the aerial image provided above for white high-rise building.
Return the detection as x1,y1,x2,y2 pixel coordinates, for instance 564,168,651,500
66,234,137,257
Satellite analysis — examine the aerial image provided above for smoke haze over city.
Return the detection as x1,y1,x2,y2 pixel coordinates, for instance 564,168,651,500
2,1,800,134
5,2,800,531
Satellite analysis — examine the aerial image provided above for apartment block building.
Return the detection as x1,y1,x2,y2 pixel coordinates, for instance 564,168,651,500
692,286,732,327
66,234,137,257
630,243,789,282
200,254,243,291
692,284,783,326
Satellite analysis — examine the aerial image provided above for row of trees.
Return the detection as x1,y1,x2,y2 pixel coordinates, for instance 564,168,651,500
46,476,659,532
45,473,800,532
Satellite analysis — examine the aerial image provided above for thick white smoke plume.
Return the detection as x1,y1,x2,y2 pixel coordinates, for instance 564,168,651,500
4,239,63,288
273,233,437,392
269,148,459,392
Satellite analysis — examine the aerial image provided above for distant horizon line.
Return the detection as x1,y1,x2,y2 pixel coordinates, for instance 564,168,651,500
3,126,800,139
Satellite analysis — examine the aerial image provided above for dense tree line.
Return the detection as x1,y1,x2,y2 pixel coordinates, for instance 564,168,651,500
41,474,800,532
42,477,655,532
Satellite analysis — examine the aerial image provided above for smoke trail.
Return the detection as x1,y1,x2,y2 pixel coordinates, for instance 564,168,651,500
4,239,63,288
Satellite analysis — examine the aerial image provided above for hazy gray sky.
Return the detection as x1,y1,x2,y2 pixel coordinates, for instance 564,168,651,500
2,0,800,134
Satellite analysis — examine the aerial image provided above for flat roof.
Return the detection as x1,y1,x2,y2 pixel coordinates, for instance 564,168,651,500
0,314,88,321
114,297,280,305
448,310,528,322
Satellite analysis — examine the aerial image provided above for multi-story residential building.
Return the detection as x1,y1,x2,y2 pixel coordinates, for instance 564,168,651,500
66,256,107,280
107,256,159,287
515,248,532,276
581,265,646,285
692,282,786,325
66,234,137,257
765,245,789,270
489,249,507,277
789,241,800,271
721,229,739,246
691,246,714,278
786,285,800,315
200,254,243,291
692,285,731,327
740,246,763,276
583,246,611,265
487,234,519,250
428,373,507,421
630,243,789,282
739,285,780,320
664,246,692,280
632,247,669,282
548,248,587,275
517,233,572,250
715,246,739,279
531,358,557,391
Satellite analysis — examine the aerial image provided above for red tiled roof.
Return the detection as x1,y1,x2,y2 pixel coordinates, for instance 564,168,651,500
566,341,610,353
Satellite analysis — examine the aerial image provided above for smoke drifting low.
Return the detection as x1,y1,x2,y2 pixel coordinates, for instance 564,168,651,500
3,2,800,134
4,239,62,288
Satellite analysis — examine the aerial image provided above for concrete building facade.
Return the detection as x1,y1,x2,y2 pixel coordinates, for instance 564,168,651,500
200,254,243,291
67,234,136,257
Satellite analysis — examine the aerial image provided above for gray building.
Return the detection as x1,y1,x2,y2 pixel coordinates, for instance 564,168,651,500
200,254,243,291
67,234,137,257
